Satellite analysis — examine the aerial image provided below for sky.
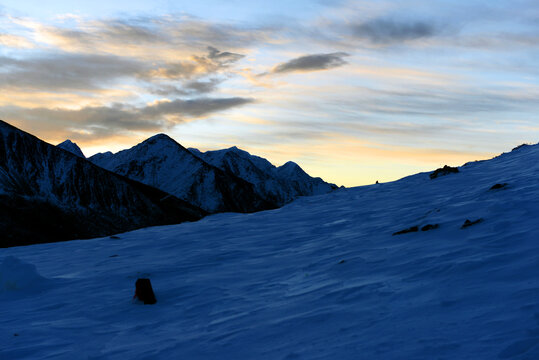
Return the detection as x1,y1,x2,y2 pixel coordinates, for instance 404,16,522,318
0,0,538,186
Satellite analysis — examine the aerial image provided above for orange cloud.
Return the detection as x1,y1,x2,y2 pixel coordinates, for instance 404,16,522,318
0,33,34,48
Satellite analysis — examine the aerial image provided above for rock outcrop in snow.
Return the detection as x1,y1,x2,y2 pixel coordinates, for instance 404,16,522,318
0,120,205,247
90,134,277,213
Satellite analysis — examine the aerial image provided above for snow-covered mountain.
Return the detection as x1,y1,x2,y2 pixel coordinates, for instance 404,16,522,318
56,139,85,158
2,141,538,359
0,120,204,247
89,135,277,213
190,146,337,206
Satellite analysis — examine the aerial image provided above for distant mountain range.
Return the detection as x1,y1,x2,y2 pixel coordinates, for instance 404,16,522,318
189,146,337,206
89,134,276,213
0,120,336,246
90,134,337,213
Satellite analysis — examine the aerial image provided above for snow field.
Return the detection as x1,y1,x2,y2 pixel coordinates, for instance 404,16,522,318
1,144,539,359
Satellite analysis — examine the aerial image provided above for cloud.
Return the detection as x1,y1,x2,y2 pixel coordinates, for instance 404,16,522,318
206,46,244,64
351,18,440,44
1,97,254,141
151,79,223,96
146,61,200,80
184,79,222,93
140,97,254,118
0,53,145,91
0,33,34,48
24,15,274,59
0,45,241,96
148,46,245,80
96,19,165,43
271,52,349,74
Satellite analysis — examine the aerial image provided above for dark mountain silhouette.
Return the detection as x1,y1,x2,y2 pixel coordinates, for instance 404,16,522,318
0,120,205,247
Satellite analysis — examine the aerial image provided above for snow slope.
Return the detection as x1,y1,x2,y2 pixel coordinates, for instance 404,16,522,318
1,143,539,359
190,146,337,206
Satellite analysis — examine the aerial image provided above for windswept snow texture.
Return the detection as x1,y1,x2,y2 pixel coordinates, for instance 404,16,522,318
191,146,337,206
56,140,85,158
90,135,275,213
1,143,539,359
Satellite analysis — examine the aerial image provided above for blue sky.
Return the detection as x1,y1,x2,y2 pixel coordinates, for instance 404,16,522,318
0,0,538,186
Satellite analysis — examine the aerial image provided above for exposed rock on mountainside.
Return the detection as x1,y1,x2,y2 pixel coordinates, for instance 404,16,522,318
429,165,459,179
0,120,205,247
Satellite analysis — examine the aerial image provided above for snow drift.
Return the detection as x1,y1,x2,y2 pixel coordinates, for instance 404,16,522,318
0,256,48,295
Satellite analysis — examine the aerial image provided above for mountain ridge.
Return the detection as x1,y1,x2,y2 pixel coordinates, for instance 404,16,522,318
0,120,205,247
191,146,337,206
89,135,336,212
89,134,276,213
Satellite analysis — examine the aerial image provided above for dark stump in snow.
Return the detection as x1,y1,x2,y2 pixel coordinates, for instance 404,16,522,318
421,224,439,231
429,165,459,179
490,183,508,190
393,226,419,235
461,218,483,229
134,278,157,304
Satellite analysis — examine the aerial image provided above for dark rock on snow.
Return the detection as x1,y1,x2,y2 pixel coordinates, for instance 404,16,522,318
461,218,483,229
393,226,419,235
134,278,157,305
421,224,439,231
430,165,459,179
511,144,529,152
490,183,508,190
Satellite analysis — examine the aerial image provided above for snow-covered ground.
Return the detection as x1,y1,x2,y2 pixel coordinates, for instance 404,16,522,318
1,144,538,359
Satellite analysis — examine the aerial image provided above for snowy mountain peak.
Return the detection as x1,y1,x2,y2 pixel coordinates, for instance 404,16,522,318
279,160,301,170
89,134,273,213
195,147,337,205
144,133,176,144
137,133,192,155
57,139,85,158
276,161,308,179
